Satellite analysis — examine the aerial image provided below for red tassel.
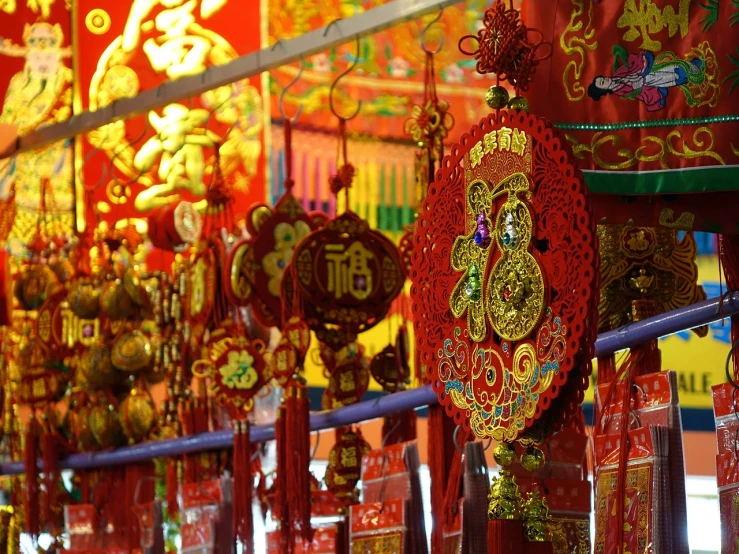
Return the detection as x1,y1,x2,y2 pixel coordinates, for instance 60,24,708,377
234,420,254,552
24,415,41,538
275,406,291,552
596,354,616,386
285,382,312,546
428,404,455,554
40,427,58,531
442,428,470,529
487,519,524,554
166,459,179,520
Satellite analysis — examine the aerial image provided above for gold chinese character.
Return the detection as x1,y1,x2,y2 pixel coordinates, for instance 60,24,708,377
469,141,484,168
0,0,15,14
27,0,55,18
617,0,689,52
498,127,512,152
121,0,226,79
325,242,375,301
483,131,498,155
133,104,219,212
341,446,358,468
511,129,527,156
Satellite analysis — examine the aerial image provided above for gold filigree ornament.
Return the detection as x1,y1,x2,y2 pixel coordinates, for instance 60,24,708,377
450,173,544,342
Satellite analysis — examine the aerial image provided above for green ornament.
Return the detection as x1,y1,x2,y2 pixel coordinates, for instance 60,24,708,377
485,86,510,110
508,95,530,112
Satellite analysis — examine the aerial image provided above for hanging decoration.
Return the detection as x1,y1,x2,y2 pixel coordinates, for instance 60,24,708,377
596,223,706,383
241,61,323,327
413,0,597,443
520,0,738,233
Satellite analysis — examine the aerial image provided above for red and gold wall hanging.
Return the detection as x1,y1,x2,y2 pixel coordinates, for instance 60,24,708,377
0,1,75,245
74,0,268,236
411,109,598,442
522,0,739,232
411,15,599,553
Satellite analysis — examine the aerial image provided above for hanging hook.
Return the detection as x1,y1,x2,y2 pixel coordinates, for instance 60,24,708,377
329,34,362,122
279,59,306,123
421,9,444,55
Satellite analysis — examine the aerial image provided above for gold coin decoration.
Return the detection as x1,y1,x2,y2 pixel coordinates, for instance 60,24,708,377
85,8,111,35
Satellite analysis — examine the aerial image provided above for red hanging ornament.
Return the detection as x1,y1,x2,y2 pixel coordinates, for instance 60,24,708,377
412,108,597,442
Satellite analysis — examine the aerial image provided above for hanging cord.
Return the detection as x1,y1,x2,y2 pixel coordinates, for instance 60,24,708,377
328,34,362,212
279,58,306,192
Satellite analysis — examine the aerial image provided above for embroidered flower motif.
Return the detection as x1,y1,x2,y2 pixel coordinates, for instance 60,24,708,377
262,220,311,296
220,350,257,390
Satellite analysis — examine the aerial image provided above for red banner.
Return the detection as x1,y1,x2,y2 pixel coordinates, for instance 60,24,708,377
524,0,739,196
74,0,267,238
0,0,74,247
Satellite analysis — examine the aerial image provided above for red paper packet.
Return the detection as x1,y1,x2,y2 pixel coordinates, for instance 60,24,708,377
179,479,232,554
596,370,688,554
350,498,407,553
594,426,669,554
267,524,338,553
717,452,739,554
713,382,739,456
64,504,99,550
361,440,427,553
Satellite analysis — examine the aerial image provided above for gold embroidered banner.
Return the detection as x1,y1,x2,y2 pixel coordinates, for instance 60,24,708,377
523,0,739,196
0,0,74,248
74,0,268,238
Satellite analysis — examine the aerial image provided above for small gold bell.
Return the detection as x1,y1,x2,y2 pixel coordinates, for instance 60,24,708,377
520,446,545,472
508,95,530,112
485,85,510,110
493,442,516,467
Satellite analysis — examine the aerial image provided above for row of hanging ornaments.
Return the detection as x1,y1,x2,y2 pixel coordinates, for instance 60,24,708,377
0,18,412,554
0,2,602,554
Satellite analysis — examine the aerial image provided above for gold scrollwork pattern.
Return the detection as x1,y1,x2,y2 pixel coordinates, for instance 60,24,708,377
488,193,544,342
566,127,725,170
449,179,495,342
560,0,598,101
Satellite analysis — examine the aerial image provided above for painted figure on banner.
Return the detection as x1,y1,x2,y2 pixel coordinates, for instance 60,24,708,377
587,43,719,111
85,0,263,217
0,19,74,245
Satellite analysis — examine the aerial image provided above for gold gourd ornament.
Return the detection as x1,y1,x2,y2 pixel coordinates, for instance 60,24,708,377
119,387,156,444
111,331,153,373
88,403,123,448
68,279,101,319
78,344,117,391
100,280,134,320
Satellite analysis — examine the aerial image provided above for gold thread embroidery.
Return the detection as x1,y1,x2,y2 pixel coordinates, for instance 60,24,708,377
565,127,725,170
658,208,694,231
560,0,598,101
617,0,690,52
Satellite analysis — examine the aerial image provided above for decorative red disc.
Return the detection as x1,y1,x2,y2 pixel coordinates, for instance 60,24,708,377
411,110,597,442
245,193,316,328
291,210,405,335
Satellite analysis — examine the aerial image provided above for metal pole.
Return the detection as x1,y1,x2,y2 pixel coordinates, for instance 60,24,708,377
594,290,739,356
2,0,463,158
1,292,736,475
